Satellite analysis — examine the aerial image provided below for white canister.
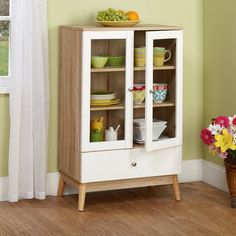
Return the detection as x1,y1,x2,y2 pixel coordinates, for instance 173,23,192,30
105,127,118,141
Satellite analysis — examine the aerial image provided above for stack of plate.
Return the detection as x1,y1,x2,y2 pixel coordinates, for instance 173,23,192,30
91,91,120,106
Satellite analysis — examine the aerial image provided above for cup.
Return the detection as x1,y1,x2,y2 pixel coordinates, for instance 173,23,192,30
153,47,171,67
152,83,168,103
133,90,145,104
90,117,104,142
134,46,145,67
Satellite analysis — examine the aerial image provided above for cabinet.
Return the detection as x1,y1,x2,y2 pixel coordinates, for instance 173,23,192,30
58,25,183,211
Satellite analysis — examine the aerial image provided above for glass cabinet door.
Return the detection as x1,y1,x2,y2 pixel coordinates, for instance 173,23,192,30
145,30,183,151
81,30,134,152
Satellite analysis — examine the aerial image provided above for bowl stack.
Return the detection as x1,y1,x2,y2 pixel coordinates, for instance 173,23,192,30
133,118,167,143
134,47,145,67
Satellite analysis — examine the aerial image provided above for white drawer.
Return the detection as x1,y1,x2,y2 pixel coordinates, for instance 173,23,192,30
81,146,182,183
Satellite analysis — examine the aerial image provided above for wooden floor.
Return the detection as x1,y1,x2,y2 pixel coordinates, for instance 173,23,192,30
0,182,235,236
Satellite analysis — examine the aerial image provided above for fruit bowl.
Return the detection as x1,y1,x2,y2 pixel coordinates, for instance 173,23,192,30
96,20,140,27
91,56,108,68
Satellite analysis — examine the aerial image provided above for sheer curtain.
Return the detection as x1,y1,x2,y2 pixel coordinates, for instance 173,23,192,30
8,0,49,201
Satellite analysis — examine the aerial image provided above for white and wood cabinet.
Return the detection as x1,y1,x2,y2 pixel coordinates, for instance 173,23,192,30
58,24,183,211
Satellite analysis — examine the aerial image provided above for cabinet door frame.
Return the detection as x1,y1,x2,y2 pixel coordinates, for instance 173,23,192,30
81,30,134,152
145,30,183,151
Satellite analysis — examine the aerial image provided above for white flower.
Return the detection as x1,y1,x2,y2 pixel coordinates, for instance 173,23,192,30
233,133,236,145
208,124,223,135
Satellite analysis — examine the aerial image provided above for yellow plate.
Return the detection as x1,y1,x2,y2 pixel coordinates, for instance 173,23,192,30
91,98,120,106
96,20,140,27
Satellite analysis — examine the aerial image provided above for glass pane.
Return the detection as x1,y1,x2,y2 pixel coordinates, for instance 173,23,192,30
0,0,10,16
0,21,9,76
152,38,177,141
133,31,146,146
90,39,126,143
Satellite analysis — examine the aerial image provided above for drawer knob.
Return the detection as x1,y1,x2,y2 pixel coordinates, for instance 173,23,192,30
131,162,137,167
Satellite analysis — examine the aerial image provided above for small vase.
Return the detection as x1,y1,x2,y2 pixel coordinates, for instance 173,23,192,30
224,156,236,208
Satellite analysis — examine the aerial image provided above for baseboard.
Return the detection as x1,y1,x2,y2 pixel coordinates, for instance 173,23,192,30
203,160,228,192
0,159,204,200
179,159,203,183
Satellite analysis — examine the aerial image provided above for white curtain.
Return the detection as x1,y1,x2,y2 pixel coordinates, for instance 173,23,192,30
8,0,49,201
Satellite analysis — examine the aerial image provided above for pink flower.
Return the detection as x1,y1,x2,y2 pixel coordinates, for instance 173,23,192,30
200,128,214,145
215,116,230,127
233,117,236,126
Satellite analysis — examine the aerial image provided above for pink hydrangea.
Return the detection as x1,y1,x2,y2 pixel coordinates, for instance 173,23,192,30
233,117,236,126
215,116,230,128
200,128,214,145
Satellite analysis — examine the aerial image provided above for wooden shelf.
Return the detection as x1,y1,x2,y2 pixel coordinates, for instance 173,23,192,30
91,101,175,111
91,66,125,73
134,65,176,71
134,101,175,109
91,65,176,73
90,104,125,111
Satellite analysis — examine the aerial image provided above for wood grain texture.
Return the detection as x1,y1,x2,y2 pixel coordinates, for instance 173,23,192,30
173,174,181,201
61,24,183,31
59,27,82,181
57,175,65,197
78,184,86,211
0,182,235,236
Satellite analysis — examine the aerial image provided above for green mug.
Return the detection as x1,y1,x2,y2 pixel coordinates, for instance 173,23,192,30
153,47,171,66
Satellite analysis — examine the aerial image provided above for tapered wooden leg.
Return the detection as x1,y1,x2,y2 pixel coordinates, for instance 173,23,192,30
173,175,181,201
57,174,65,197
78,184,86,211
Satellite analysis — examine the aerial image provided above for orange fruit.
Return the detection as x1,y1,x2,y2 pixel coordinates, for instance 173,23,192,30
127,11,139,21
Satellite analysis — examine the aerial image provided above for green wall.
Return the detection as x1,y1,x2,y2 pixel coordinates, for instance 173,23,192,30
0,0,204,176
203,0,236,166
0,94,9,176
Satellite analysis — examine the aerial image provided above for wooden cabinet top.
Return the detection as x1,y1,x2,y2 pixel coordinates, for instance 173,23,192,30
60,24,183,31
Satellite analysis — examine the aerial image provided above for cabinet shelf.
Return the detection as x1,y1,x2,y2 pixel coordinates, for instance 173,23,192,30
91,65,176,73
134,101,175,109
90,101,175,111
91,66,125,73
90,104,125,111
134,65,176,71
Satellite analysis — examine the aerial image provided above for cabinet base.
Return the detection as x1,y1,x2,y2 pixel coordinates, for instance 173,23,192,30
57,172,181,211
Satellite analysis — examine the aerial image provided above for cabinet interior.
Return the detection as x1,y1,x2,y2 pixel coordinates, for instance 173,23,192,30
90,32,177,145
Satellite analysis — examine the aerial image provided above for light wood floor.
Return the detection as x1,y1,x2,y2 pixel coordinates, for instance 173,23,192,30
0,182,235,236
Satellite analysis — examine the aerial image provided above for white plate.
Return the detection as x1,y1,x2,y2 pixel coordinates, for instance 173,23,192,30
91,93,116,100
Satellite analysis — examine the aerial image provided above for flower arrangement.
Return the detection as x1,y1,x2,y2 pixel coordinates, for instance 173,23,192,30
200,115,236,160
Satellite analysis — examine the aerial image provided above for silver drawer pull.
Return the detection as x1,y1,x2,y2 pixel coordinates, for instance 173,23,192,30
131,162,137,167
149,89,154,94
128,87,134,92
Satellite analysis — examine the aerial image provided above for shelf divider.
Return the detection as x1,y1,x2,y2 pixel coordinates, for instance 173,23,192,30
91,65,176,73
90,101,175,111
90,104,125,111
134,101,175,109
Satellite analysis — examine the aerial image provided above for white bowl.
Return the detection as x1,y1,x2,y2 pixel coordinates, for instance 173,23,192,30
133,119,167,141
